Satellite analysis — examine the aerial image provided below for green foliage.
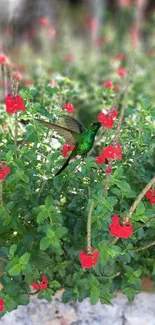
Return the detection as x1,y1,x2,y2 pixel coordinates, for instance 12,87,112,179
0,10,155,317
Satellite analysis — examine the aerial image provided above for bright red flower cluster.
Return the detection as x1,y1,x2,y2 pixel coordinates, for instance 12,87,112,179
146,188,155,204
31,275,48,291
0,52,8,65
62,102,74,114
5,94,25,114
117,68,127,77
98,108,118,129
109,215,133,239
0,298,5,312
0,162,10,180
103,81,113,89
62,143,75,158
95,144,122,165
80,247,99,269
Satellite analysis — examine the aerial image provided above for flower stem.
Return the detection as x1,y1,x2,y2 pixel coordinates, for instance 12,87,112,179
14,111,18,158
1,64,5,101
0,180,3,205
125,176,155,222
87,202,94,255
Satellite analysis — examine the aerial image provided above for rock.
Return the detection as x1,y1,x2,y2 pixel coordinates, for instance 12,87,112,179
124,293,155,325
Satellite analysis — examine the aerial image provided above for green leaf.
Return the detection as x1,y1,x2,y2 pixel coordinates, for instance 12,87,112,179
8,264,21,276
9,244,17,258
5,298,17,312
45,86,59,96
19,253,30,266
136,201,145,215
40,237,51,251
90,286,100,305
37,210,49,224
45,195,53,208
133,269,142,277
55,227,68,238
15,294,29,306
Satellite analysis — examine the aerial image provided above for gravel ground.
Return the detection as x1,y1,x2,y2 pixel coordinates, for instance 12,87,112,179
0,292,155,325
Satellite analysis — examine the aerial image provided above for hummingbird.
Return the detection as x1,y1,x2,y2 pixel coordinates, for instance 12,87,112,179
37,116,101,176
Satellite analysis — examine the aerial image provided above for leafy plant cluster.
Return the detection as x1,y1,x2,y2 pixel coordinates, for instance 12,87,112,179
0,12,155,318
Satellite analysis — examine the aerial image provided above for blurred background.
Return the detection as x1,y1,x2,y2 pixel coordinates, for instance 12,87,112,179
0,0,155,67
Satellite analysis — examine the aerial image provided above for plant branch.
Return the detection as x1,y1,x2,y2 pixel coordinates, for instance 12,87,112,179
104,52,136,195
133,216,155,234
130,241,155,252
125,176,155,222
87,202,94,254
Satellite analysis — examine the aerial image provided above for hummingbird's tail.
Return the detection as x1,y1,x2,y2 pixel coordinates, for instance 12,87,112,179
55,156,71,176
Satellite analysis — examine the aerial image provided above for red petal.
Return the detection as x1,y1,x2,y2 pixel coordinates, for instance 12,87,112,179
80,250,99,268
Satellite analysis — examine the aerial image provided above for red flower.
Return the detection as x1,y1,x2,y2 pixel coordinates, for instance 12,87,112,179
146,188,155,204
65,54,74,63
109,215,133,239
0,298,5,312
31,275,48,291
116,53,125,61
95,144,122,165
87,17,99,31
113,84,119,91
25,80,34,87
48,27,56,38
62,102,74,114
0,162,10,180
103,81,113,89
13,71,22,81
98,108,118,129
5,94,25,114
80,247,99,268
31,282,39,290
40,275,48,291
95,155,105,165
0,52,8,65
62,143,75,158
117,68,127,77
40,16,50,27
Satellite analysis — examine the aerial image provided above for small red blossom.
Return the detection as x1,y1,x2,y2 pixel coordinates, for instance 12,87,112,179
0,162,10,180
25,80,34,87
98,108,118,129
65,54,74,64
13,71,22,81
117,68,127,77
0,298,5,312
95,144,122,165
116,53,125,61
106,167,112,174
146,188,155,204
62,102,74,114
103,81,113,89
80,247,99,268
31,275,48,291
118,0,131,8
87,17,99,31
48,27,56,38
113,84,119,91
31,282,39,290
5,94,25,114
40,16,50,27
109,215,133,239
0,52,8,64
62,143,75,158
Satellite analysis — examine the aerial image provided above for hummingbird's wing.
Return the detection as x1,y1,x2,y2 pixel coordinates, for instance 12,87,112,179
36,119,77,144
63,116,85,134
